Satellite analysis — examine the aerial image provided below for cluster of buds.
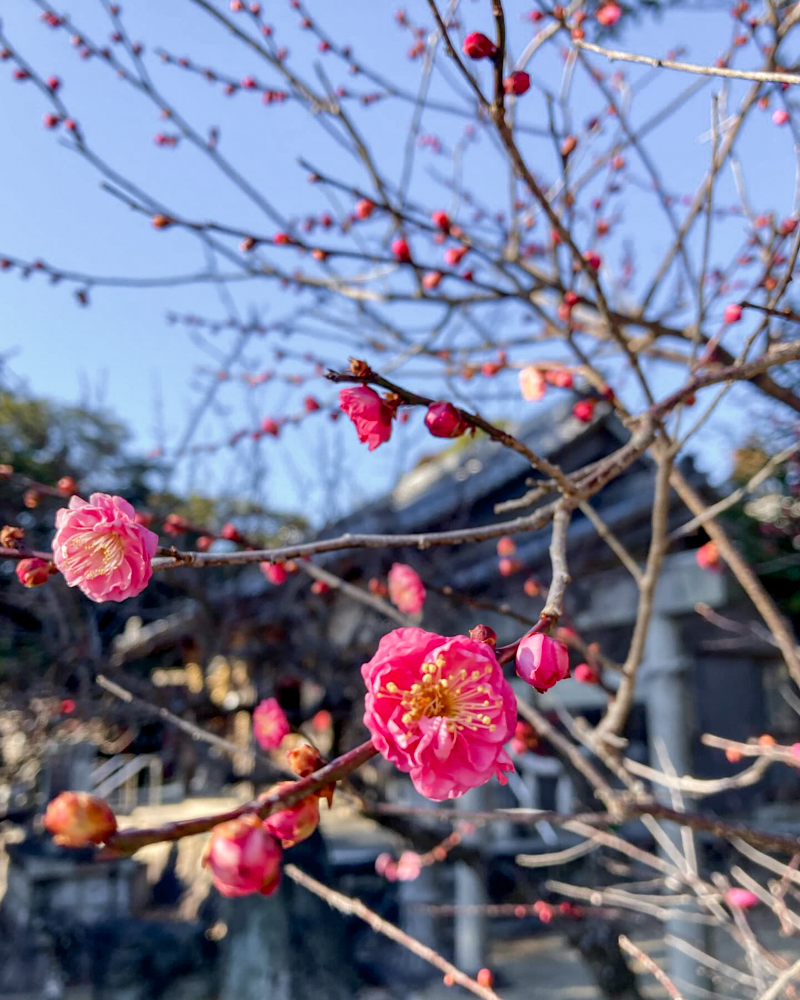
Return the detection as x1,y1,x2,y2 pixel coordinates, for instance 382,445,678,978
497,535,522,577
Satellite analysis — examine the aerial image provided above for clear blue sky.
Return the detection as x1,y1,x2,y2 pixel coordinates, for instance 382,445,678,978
0,1,796,521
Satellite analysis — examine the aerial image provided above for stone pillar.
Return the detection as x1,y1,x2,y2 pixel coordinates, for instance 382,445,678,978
643,614,713,994
454,785,488,975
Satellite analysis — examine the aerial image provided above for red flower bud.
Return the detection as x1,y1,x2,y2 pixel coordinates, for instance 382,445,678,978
261,417,280,436
462,31,498,60
424,401,468,438
220,522,242,542
503,71,530,96
304,396,321,412
572,399,596,423
391,237,411,262
582,249,601,270
43,791,117,847
545,369,574,389
431,210,450,231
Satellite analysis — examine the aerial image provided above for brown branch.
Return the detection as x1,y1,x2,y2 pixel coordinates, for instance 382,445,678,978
326,364,573,491
101,740,378,854
618,935,684,1000
284,864,506,1000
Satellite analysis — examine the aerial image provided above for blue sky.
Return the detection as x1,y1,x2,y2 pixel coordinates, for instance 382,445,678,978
0,1,797,522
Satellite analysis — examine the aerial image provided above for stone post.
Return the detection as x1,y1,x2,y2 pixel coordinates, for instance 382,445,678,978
454,784,488,975
642,614,714,994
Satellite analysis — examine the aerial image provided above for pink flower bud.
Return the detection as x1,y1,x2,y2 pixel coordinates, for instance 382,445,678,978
582,249,601,270
339,386,394,450
572,399,596,423
561,135,578,157
261,417,280,436
395,850,423,881
516,633,570,693
462,31,498,60
573,662,599,685
725,888,759,909
498,556,522,577
16,558,54,588
388,562,426,614
355,198,375,220
596,2,622,26
523,576,541,597
43,791,117,847
220,522,242,542
203,815,282,897
497,536,517,557
262,782,321,847
773,109,790,126
424,401,468,438
696,540,721,571
545,369,574,389
519,366,546,401
724,303,743,323
432,210,450,231
391,237,411,262
444,246,468,267
503,71,530,96
304,396,320,412
258,562,286,587
422,270,443,290
253,697,290,749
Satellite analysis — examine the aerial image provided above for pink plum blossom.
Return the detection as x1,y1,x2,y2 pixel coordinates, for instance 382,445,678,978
387,563,426,614
253,698,290,750
361,627,516,800
51,493,158,602
339,386,394,450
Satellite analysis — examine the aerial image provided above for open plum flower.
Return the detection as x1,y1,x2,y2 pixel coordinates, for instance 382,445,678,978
361,627,516,801
52,493,158,602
